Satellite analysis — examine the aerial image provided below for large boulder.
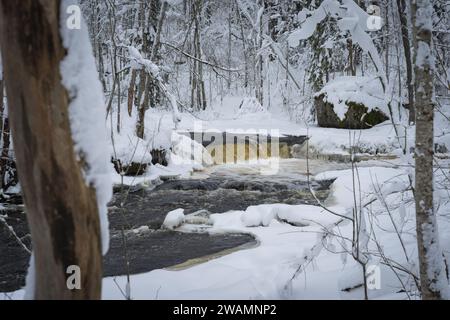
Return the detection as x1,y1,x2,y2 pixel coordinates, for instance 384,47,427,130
314,76,389,129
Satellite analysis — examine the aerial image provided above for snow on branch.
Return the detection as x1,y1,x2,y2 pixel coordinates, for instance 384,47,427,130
127,46,181,128
288,0,387,88
162,42,242,73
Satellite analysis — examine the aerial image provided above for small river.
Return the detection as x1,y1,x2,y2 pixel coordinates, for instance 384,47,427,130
1,159,346,293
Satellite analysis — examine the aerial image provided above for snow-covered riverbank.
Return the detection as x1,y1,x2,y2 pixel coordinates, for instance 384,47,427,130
7,158,435,300
4,105,450,300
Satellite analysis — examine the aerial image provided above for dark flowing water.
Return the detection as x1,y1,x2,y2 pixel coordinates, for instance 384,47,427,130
0,160,334,293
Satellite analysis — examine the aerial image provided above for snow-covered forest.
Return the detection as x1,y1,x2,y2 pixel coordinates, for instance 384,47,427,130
0,0,450,301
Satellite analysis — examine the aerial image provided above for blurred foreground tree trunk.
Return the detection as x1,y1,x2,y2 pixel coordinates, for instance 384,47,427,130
0,0,103,299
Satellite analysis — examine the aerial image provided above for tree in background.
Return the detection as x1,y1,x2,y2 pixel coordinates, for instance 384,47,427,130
0,57,17,195
396,0,415,123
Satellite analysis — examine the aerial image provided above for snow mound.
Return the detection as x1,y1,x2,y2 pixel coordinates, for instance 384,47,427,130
316,76,387,120
149,127,173,151
113,133,152,166
241,205,277,227
163,209,185,230
240,204,338,228
170,133,213,169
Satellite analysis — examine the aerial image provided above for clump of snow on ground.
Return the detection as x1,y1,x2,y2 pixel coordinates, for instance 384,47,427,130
241,204,335,227
240,205,277,227
60,0,112,255
163,209,185,230
110,111,172,167
112,133,153,166
149,126,173,151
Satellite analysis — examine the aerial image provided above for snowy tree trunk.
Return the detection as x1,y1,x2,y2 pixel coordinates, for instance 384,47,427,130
0,116,10,190
397,0,415,123
258,2,264,106
139,0,167,115
412,0,449,300
0,0,104,299
0,70,3,136
0,60,11,192
127,71,137,117
189,0,207,111
135,2,150,136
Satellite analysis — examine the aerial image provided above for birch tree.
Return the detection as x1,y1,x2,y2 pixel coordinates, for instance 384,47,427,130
412,0,449,300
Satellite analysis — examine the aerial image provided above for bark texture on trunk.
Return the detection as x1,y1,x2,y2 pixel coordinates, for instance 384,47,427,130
412,0,449,300
0,0,103,300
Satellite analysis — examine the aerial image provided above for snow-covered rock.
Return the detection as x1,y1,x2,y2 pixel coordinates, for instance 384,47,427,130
112,132,153,175
314,76,388,129
132,225,150,235
162,209,185,230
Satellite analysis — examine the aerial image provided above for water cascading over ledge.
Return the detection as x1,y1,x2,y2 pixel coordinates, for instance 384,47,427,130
179,131,308,164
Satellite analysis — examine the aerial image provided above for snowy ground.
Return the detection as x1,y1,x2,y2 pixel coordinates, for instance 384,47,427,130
6,103,450,300
99,164,447,300
5,160,434,300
